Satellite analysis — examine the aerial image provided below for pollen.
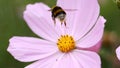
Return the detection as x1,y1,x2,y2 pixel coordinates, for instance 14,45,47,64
57,35,75,53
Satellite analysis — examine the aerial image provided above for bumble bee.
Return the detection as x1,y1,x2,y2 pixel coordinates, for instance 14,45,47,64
50,6,67,26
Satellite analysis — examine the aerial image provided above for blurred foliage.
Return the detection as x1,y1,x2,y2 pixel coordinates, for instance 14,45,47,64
99,0,120,68
0,0,120,68
114,0,120,9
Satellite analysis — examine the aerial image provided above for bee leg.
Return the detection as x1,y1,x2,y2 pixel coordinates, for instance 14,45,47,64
64,21,66,27
61,22,63,26
54,20,56,25
52,17,56,25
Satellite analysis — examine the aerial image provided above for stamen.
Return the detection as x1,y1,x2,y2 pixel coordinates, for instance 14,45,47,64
57,35,75,53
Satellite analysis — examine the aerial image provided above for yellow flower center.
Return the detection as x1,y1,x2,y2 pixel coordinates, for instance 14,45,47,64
57,35,75,53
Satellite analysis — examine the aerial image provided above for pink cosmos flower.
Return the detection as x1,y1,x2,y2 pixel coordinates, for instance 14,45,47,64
116,46,120,61
84,41,102,52
7,0,106,68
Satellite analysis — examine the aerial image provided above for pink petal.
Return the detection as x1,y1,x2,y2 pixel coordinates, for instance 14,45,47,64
57,0,100,40
52,53,81,68
24,3,60,42
72,49,101,68
25,52,63,68
76,16,106,48
7,36,58,62
57,0,80,9
116,46,120,61
57,0,81,35
77,40,102,52
86,40,102,52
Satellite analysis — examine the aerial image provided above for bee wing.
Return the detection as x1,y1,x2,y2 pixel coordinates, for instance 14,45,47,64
64,9,77,11
48,9,51,11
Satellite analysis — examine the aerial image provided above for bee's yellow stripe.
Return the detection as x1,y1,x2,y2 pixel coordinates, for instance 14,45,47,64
53,9,64,15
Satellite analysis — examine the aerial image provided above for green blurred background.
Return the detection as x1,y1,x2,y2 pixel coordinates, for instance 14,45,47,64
0,0,120,68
